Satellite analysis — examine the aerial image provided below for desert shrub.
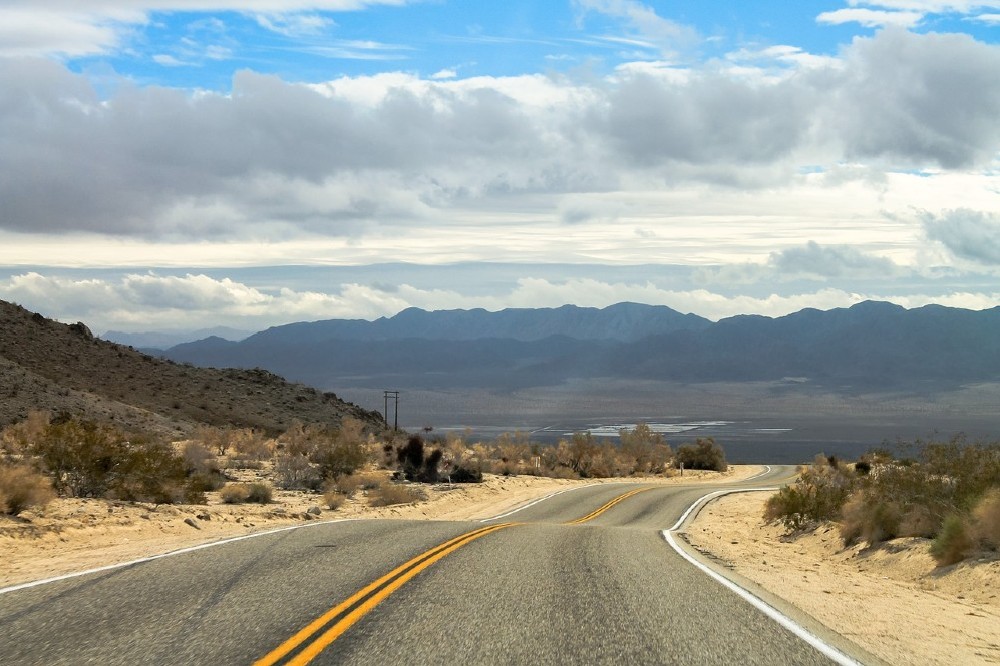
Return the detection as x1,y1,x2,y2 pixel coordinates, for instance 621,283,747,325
329,473,363,498
675,438,728,472
619,423,673,475
274,453,321,490
930,514,974,566
765,456,858,530
30,418,190,503
187,471,226,493
323,491,347,510
971,488,1000,550
840,494,902,545
1,410,50,460
245,482,272,504
368,482,426,507
220,484,251,504
0,464,55,515
450,465,483,483
397,435,425,480
231,429,272,461
183,441,217,474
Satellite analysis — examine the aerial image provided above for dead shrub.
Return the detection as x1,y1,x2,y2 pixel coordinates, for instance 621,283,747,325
0,464,55,515
368,482,425,507
971,488,1000,549
323,491,347,510
220,484,251,504
245,482,272,504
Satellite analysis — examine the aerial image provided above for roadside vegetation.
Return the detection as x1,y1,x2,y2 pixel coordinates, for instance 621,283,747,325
0,411,726,516
764,437,1000,565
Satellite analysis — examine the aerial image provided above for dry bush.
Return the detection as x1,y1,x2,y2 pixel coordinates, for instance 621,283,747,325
323,491,347,510
274,453,321,490
1,410,50,460
245,482,272,504
971,488,1000,549
368,482,426,507
0,464,55,515
231,429,272,461
220,484,251,504
329,473,363,498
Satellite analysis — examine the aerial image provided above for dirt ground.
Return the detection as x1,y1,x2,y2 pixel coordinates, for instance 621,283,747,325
0,465,755,589
684,491,1000,666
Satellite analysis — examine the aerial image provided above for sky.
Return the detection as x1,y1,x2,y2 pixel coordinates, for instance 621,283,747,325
0,0,998,335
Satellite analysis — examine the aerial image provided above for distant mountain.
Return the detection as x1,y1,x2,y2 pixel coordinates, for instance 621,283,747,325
102,326,253,350
0,300,383,436
244,302,711,345
160,301,1000,391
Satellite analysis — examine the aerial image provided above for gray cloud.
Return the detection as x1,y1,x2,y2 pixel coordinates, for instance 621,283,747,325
1,29,998,239
924,208,1000,264
770,241,898,277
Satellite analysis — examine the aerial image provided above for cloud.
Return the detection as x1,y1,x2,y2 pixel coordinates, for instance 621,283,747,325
770,241,898,278
572,0,699,60
0,29,998,240
923,208,1000,264
0,2,410,57
817,8,924,27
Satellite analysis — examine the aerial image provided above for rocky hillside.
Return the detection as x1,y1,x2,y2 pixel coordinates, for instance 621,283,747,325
0,300,384,437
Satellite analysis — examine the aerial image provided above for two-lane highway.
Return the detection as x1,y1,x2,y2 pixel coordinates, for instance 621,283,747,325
1,465,857,665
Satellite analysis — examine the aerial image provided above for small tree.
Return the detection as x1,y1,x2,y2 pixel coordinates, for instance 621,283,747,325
675,437,727,472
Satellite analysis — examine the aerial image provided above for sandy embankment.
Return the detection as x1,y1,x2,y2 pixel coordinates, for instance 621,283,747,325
685,492,1000,666
0,465,761,589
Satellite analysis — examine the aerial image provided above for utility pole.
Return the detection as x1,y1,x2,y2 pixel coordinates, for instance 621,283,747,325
383,390,399,431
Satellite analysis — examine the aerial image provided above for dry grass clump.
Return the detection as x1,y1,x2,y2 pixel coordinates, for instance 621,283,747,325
219,482,272,504
368,482,426,507
972,488,1000,549
0,464,55,515
323,491,347,510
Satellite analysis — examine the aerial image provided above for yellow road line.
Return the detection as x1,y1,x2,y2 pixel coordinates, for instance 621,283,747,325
565,487,654,525
254,522,517,666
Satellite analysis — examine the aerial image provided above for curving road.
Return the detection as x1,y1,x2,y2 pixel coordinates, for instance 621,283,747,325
0,466,866,665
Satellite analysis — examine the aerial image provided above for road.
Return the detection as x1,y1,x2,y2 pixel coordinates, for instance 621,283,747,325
0,466,859,665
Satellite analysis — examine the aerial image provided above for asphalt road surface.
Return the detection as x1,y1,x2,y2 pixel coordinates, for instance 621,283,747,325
1,466,861,665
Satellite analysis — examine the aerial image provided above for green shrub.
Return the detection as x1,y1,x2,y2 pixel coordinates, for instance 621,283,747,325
765,456,858,531
675,438,728,472
0,464,55,515
930,514,974,566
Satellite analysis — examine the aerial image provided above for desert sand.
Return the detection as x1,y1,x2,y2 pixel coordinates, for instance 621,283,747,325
684,491,1000,666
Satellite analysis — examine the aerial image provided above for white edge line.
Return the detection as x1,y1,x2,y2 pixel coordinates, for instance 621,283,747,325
663,489,863,666
0,518,359,596
742,464,772,482
479,483,605,522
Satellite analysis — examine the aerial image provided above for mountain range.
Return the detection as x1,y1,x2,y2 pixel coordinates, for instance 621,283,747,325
159,301,1000,392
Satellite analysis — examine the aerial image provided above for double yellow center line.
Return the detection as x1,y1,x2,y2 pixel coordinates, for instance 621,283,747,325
255,485,655,664
254,522,518,666
564,486,653,525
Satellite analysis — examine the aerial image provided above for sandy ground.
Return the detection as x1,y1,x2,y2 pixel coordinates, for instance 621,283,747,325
684,492,1000,666
0,465,758,589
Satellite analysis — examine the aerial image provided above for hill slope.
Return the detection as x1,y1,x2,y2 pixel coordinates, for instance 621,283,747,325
0,300,383,436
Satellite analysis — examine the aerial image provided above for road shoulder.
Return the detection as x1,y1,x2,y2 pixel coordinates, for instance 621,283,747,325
684,491,1000,666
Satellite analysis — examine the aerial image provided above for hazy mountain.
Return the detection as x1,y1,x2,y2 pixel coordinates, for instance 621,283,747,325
101,326,253,350
0,300,383,436
161,301,1000,391
244,302,711,345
